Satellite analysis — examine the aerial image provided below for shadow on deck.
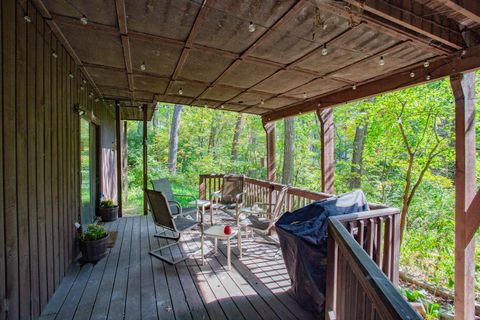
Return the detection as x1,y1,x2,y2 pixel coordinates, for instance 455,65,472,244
39,215,315,320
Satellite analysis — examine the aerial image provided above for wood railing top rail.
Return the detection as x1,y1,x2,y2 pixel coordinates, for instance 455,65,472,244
335,208,400,223
328,217,421,319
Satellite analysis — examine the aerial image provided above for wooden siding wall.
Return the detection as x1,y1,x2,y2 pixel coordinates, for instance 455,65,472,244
0,0,115,318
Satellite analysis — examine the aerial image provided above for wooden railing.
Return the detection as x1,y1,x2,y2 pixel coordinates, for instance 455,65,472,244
198,174,419,320
326,217,420,320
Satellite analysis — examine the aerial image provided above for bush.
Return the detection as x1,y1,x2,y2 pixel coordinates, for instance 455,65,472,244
81,224,108,241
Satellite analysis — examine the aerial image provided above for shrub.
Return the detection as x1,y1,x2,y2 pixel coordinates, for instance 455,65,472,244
81,224,108,241
100,199,115,208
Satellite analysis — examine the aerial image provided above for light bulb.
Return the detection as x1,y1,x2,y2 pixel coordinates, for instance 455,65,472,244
80,15,88,25
178,88,183,95
94,98,99,102
426,74,431,80
423,60,429,68
379,56,385,66
140,62,146,71
260,99,265,105
303,92,307,99
352,84,357,90
461,49,466,56
80,85,85,91
220,105,224,109
321,44,328,56
68,73,74,79
410,72,415,78
248,21,256,33
82,79,87,84
24,15,31,23
52,51,58,59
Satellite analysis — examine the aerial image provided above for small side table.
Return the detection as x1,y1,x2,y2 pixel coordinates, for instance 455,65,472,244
188,199,211,223
201,225,242,271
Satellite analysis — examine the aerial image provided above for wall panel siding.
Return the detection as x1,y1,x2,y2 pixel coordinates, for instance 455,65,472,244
0,0,116,318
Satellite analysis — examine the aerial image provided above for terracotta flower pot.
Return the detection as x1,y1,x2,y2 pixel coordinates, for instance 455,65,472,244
99,205,118,222
80,234,109,263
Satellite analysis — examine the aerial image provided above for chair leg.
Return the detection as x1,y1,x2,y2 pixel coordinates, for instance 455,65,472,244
149,242,188,265
153,229,180,241
227,237,231,271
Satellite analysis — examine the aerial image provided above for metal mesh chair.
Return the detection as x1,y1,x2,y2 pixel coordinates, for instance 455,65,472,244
151,178,197,217
210,174,245,224
146,189,199,264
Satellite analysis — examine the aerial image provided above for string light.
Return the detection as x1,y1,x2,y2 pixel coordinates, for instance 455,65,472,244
321,44,328,56
317,102,321,107
352,84,357,90
94,98,99,102
68,73,74,79
178,88,183,95
303,92,307,99
409,72,415,78
24,15,31,23
80,15,88,25
80,85,84,91
426,74,431,80
461,49,466,57
52,51,58,59
82,79,87,84
140,62,146,71
248,21,256,33
379,56,385,66
260,99,265,105
220,105,224,109
423,60,429,68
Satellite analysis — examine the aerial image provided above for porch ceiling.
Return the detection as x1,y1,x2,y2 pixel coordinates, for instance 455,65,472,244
33,0,480,118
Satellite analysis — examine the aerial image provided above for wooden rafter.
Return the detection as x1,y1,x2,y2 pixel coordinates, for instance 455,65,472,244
115,0,134,103
193,0,309,107
315,0,456,54
342,0,464,50
31,0,102,97
262,44,480,122
439,0,480,24
164,0,211,96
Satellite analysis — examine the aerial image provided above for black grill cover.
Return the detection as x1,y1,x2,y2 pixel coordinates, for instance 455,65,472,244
275,190,369,316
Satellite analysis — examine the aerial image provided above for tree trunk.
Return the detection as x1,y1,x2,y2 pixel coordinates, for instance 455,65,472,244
168,104,183,174
282,117,295,185
152,108,159,131
122,121,128,204
208,114,219,159
349,123,368,189
231,114,244,161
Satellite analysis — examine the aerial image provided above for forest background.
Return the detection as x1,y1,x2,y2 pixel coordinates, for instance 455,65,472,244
121,73,480,302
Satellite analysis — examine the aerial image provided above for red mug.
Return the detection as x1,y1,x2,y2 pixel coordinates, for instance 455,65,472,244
224,225,232,235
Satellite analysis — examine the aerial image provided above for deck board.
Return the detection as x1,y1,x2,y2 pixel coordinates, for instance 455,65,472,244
41,216,315,320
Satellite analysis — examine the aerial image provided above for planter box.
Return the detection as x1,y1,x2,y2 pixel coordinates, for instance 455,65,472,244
80,234,109,263
99,205,118,222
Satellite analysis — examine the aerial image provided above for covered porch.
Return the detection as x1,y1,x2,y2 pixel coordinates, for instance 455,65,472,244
1,0,480,319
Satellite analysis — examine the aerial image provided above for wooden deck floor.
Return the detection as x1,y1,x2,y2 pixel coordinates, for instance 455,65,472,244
40,215,315,320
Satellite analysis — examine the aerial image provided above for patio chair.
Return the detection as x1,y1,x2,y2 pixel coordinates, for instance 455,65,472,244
239,186,289,257
151,178,197,218
146,189,199,265
210,174,245,224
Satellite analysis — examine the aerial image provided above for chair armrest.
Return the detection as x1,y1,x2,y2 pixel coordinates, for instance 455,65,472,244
235,192,244,203
212,191,221,198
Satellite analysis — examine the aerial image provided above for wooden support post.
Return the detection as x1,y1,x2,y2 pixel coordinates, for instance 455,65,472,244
115,101,123,217
263,120,276,182
143,104,148,215
450,72,476,320
316,108,335,194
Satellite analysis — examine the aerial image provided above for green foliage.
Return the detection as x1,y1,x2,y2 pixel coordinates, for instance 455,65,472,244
100,199,115,208
424,302,440,320
403,289,425,302
81,224,108,241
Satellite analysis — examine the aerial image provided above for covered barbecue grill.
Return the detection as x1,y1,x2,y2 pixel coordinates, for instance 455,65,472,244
276,190,369,316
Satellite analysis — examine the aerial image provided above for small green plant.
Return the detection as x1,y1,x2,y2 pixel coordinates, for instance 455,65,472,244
100,199,115,208
81,224,108,241
423,302,440,320
403,289,425,302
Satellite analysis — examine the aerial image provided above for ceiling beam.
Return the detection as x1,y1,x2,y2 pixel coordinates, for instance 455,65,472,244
440,0,480,24
262,44,480,122
194,0,309,108
315,0,455,54
115,0,134,103
342,0,464,50
32,0,102,97
164,0,211,95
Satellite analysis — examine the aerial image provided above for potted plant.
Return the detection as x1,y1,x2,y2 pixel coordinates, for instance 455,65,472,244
80,224,109,263
99,198,118,222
